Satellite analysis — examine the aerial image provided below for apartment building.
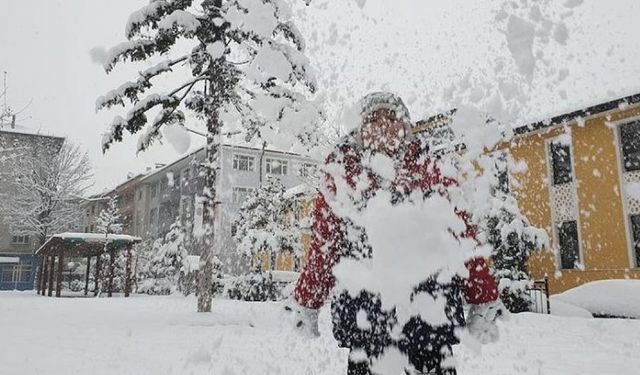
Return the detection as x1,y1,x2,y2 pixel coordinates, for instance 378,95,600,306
0,124,65,290
85,144,317,276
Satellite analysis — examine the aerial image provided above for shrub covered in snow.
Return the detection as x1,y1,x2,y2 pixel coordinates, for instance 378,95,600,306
225,272,281,302
138,222,188,295
232,176,303,264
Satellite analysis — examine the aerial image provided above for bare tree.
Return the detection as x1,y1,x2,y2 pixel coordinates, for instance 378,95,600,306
0,140,93,246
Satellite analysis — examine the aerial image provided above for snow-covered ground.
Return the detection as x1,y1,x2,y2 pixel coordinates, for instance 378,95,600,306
1,292,639,375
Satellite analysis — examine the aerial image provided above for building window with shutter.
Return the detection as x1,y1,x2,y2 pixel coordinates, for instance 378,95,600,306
558,220,581,270
620,120,640,172
549,139,573,185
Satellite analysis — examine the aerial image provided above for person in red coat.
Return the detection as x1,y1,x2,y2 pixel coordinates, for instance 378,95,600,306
287,93,505,375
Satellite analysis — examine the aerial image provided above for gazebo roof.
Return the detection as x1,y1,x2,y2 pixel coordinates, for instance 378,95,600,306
35,232,142,257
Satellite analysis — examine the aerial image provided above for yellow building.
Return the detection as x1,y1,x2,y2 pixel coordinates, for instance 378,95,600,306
417,94,640,294
504,94,640,293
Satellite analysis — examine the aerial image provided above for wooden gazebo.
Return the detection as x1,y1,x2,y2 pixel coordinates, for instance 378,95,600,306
34,233,141,298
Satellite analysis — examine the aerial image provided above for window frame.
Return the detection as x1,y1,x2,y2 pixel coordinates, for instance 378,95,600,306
549,139,574,185
1,262,32,283
630,214,640,268
11,234,30,245
619,120,640,173
265,157,288,175
232,154,256,172
556,220,582,270
299,162,316,177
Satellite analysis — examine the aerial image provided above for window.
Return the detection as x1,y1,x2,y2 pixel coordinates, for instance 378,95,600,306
631,214,640,267
1,263,32,283
159,179,168,193
149,208,158,225
232,187,255,203
299,163,316,177
549,140,573,185
294,255,301,272
233,154,255,172
620,120,640,172
138,190,143,200
265,158,288,175
181,168,190,185
492,152,510,194
270,251,277,271
230,223,237,237
150,184,157,198
11,234,30,245
558,220,580,269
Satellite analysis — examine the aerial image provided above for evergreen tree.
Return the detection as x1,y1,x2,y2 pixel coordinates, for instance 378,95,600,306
96,196,123,235
233,176,303,269
139,221,188,295
95,0,318,312
95,196,125,295
482,153,548,313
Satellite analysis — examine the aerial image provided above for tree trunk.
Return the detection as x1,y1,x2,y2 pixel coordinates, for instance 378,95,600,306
47,254,55,297
94,254,102,297
108,249,115,298
197,0,224,313
124,245,132,297
84,256,91,296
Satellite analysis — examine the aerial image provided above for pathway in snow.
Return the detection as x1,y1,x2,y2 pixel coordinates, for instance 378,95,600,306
1,292,638,375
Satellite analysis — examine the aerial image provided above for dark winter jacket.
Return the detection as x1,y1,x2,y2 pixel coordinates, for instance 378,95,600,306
293,137,498,364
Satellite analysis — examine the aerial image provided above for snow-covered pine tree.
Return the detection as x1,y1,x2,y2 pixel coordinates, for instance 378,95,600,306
95,0,319,312
94,196,126,295
232,176,303,269
96,196,124,235
139,220,188,295
482,153,547,313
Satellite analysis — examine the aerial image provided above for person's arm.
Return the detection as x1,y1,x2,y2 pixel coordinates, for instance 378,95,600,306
294,193,342,309
457,211,499,305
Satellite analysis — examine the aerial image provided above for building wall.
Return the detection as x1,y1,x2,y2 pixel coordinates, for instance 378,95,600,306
85,145,317,276
0,129,65,290
508,104,640,293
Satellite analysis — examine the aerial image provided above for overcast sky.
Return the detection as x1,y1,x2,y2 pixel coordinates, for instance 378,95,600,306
1,0,639,192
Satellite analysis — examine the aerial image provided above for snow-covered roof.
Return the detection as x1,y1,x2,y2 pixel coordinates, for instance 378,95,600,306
36,232,142,255
0,124,64,139
55,232,141,242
